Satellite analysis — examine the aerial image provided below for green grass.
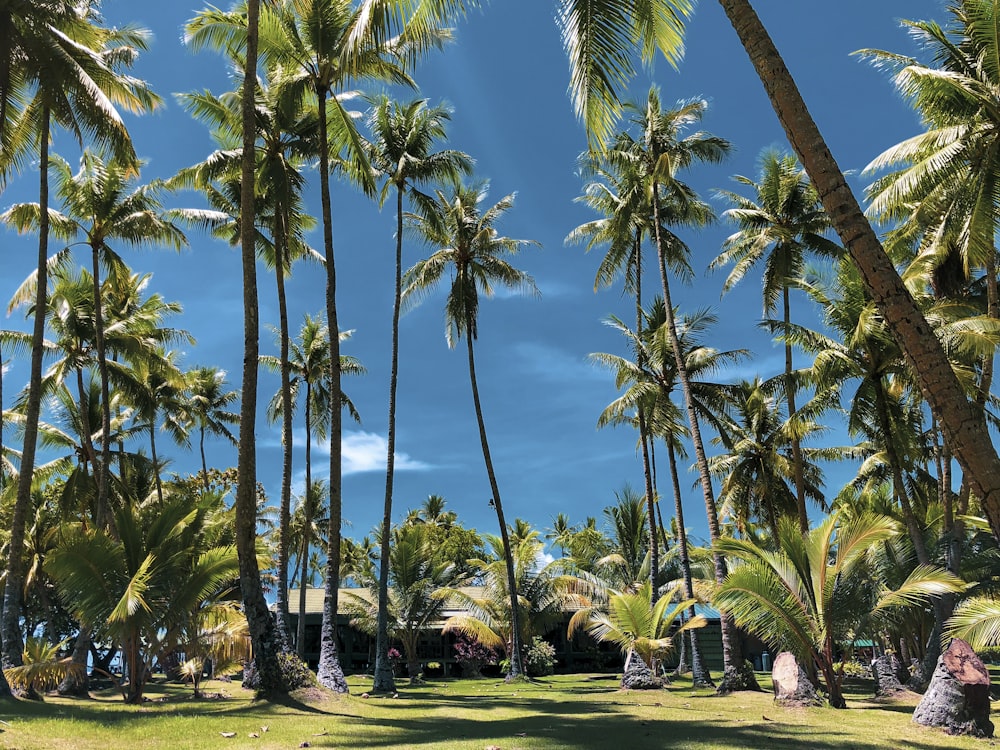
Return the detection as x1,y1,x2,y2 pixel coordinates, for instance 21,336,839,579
0,673,987,750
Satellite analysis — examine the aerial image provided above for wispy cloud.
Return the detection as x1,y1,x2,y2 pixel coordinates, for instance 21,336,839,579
312,430,433,476
512,341,607,383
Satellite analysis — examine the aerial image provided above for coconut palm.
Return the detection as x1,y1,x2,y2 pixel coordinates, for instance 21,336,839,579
46,490,242,703
344,522,467,683
183,367,240,492
711,149,841,533
290,479,330,658
557,0,1000,541
441,533,584,672
574,580,704,676
709,376,837,540
1,11,160,677
366,94,472,692
404,178,539,679
714,512,963,708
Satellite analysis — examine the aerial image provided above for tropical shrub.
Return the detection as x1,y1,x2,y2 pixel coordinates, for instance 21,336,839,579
524,636,557,677
453,637,496,678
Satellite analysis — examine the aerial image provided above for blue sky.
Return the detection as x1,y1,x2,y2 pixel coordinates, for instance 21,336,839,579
1,0,946,549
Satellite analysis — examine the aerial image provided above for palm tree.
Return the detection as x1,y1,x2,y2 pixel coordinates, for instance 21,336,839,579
344,522,467,683
2,10,159,678
573,580,704,677
290,479,330,658
711,149,841,533
591,302,743,688
183,367,240,492
441,533,583,672
46,492,242,704
714,512,963,708
709,376,835,540
365,94,471,692
404,179,539,679
556,0,1000,541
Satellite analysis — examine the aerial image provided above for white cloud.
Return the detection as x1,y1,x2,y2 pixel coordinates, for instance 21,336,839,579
313,430,433,476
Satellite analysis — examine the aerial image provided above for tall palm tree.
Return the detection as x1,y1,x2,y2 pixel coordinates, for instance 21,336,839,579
557,0,1000,540
709,376,835,541
1,10,159,678
11,151,187,523
183,366,240,492
592,302,744,688
366,94,471,692
711,149,841,533
404,179,539,679
605,88,758,691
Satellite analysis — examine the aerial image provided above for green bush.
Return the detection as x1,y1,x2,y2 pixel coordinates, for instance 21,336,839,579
524,637,556,677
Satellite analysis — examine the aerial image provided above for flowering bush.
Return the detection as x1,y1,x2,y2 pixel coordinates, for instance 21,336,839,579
453,637,496,678
524,636,556,677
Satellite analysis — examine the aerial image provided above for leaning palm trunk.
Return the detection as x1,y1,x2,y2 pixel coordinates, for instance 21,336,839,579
783,287,808,534
1,105,52,685
273,207,294,651
464,310,525,680
57,626,91,696
315,81,348,694
651,187,756,693
234,0,284,694
717,0,1000,537
90,241,112,523
372,187,406,694
667,441,713,687
632,236,660,600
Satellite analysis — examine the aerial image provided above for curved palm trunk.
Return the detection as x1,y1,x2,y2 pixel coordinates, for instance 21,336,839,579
667,441,713,687
464,312,524,680
274,206,294,651
717,0,1000,539
90,242,112,525
783,286,808,534
1,105,53,685
373,186,406,694
199,425,209,494
315,83,347,694
149,414,163,504
651,187,756,693
632,232,660,600
234,0,283,694
298,382,313,657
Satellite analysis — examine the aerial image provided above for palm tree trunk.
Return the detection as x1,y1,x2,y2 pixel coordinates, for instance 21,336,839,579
667,441,714,688
632,232,660,601
373,185,406,694
199,426,209,494
464,310,525,680
149,416,163,504
1,105,53,687
716,0,1000,539
783,286,808,534
651,187,756,693
274,204,294,651
91,242,112,525
315,82,348,694
298,382,314,659
234,0,283,695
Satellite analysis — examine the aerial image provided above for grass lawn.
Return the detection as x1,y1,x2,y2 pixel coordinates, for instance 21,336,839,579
0,672,988,750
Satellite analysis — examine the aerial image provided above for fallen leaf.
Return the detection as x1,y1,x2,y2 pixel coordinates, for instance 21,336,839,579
762,715,772,722
313,731,329,737
220,732,236,738
260,726,268,733
361,692,370,699
515,733,527,737
248,733,259,738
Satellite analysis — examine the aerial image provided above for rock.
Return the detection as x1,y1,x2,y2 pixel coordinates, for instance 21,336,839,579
771,652,822,707
872,653,908,697
913,639,993,738
620,654,665,690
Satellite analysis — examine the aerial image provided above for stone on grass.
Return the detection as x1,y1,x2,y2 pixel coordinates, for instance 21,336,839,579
912,638,993,738
620,654,665,690
771,652,822,707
